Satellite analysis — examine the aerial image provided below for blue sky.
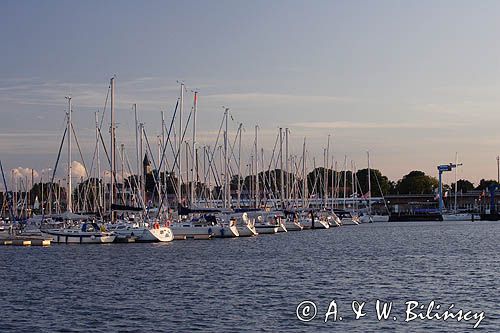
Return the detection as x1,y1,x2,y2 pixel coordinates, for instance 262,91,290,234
2,0,500,186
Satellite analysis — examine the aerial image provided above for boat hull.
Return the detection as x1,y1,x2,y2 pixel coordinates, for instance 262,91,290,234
284,221,303,231
41,230,115,244
301,219,330,229
254,225,279,234
170,225,215,238
236,225,258,236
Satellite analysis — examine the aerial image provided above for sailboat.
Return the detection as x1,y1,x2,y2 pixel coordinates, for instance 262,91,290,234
41,220,116,244
441,154,477,221
39,95,116,244
359,152,389,223
234,212,258,236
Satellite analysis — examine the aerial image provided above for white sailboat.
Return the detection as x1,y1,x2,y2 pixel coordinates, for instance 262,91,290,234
299,211,330,229
41,221,116,244
359,152,389,223
234,212,258,236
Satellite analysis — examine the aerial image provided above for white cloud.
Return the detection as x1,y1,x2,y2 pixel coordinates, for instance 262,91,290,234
71,161,87,180
11,167,39,179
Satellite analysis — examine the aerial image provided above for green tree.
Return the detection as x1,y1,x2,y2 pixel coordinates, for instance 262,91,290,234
475,179,498,191
452,179,474,193
395,170,438,194
356,168,393,196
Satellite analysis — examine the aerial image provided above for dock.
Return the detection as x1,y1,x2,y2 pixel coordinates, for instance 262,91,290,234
1,236,51,246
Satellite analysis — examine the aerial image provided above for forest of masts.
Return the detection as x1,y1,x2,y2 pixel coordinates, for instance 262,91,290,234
1,79,383,220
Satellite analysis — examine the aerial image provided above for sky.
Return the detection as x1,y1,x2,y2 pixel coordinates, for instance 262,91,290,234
2,0,500,189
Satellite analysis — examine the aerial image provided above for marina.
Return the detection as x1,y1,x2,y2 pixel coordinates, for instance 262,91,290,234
1,1,500,332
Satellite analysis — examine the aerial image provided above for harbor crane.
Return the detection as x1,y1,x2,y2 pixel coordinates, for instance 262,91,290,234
437,163,462,213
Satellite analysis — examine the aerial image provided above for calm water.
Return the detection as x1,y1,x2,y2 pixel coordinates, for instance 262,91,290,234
1,221,499,332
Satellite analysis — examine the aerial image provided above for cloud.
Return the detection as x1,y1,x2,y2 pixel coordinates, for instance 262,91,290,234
71,161,87,180
11,167,39,179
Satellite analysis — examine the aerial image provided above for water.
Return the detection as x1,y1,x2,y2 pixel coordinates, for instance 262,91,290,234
1,220,499,332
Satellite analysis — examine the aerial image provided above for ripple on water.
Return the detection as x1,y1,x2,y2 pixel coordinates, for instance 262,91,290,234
0,220,498,332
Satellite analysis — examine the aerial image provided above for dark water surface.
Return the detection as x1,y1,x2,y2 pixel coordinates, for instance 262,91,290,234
1,221,499,332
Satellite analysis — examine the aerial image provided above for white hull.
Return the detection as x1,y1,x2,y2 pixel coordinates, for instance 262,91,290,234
277,222,288,233
284,221,303,231
110,224,174,242
442,213,478,221
360,215,389,223
327,215,342,227
170,224,215,238
236,225,258,236
141,227,174,242
254,225,279,234
340,217,360,226
41,230,115,244
212,224,239,238
301,219,330,229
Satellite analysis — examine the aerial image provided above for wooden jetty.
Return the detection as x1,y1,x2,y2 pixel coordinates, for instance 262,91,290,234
1,236,51,246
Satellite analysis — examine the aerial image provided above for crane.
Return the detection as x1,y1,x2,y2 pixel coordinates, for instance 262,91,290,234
437,163,462,213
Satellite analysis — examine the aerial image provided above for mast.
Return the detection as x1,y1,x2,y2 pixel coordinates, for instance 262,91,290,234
302,137,307,208
223,108,229,209
139,123,145,207
65,96,72,213
254,125,259,209
95,111,102,210
237,123,242,208
343,156,347,209
279,127,284,208
285,128,289,207
325,135,330,209
161,110,166,203
367,151,371,215
178,82,184,204
110,77,116,221
134,104,140,199
191,92,198,206
454,152,458,212
121,143,125,204
351,160,355,210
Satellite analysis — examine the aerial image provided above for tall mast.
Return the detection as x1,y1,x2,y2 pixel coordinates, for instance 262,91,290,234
223,108,229,209
285,128,289,206
254,125,259,209
121,143,125,204
454,152,458,212
178,83,184,204
95,111,102,210
367,151,371,215
237,123,242,208
325,135,330,209
279,128,284,208
302,137,307,208
134,104,140,197
139,123,145,206
351,160,355,210
110,77,116,221
65,96,72,213
161,110,166,206
343,155,347,209
191,92,198,206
